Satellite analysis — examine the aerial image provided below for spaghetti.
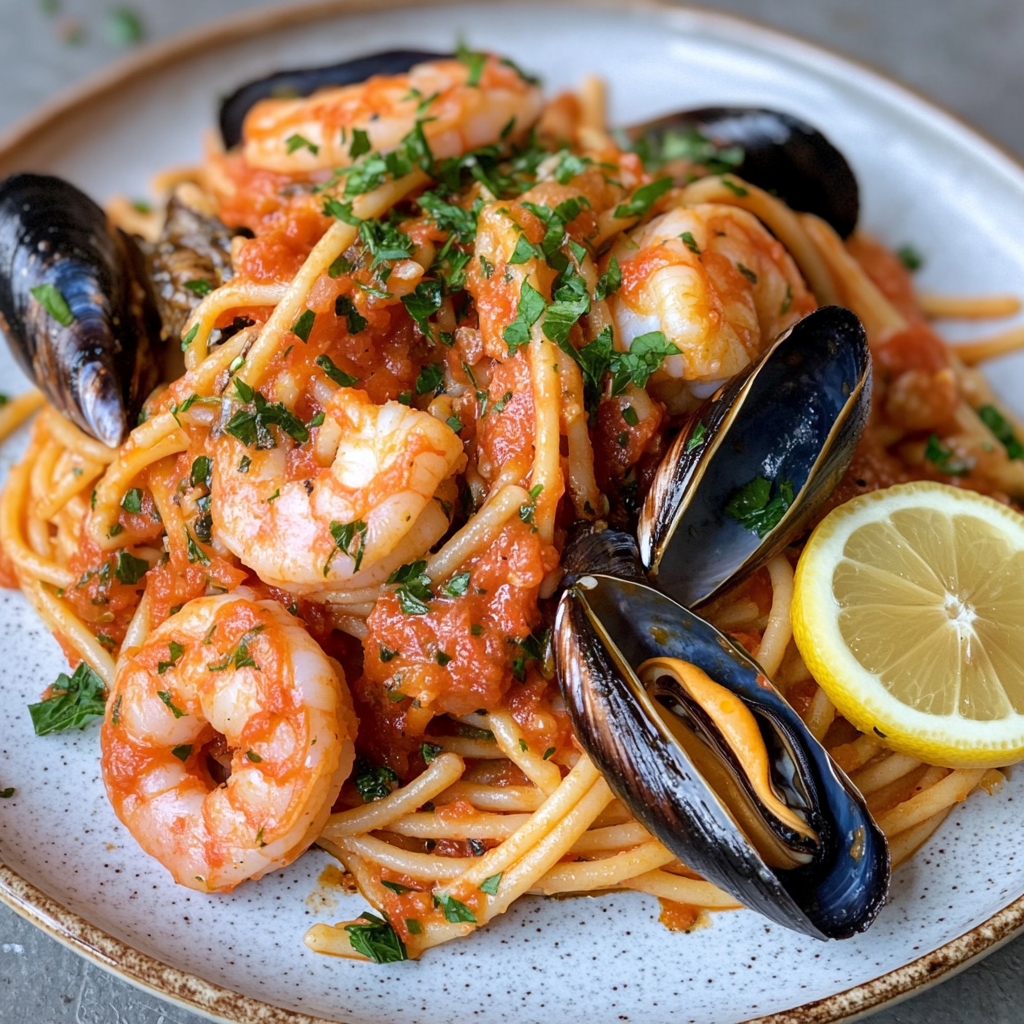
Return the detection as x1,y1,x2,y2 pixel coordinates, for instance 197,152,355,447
0,51,1019,962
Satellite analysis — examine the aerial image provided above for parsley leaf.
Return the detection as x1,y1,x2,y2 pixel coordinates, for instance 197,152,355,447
359,218,414,269
418,191,479,243
724,475,795,538
291,308,316,342
503,280,546,355
114,551,149,585
421,741,442,763
387,560,434,615
285,133,319,156
680,231,701,255
685,421,707,453
402,280,443,339
324,519,368,575
613,177,672,220
349,127,371,159
345,912,408,964
30,284,75,327
157,690,187,719
120,488,142,514
479,872,502,895
433,892,477,923
897,244,924,272
441,572,471,598
456,40,487,87
190,456,212,489
553,151,592,184
979,405,1024,460
224,389,309,448
609,331,680,394
925,435,972,477
335,294,368,333
354,758,400,802
593,254,622,301
543,264,590,346
157,640,185,675
415,362,445,395
316,354,359,388
28,662,106,735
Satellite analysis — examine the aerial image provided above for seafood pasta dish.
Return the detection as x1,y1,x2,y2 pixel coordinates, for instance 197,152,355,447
2,46,1024,963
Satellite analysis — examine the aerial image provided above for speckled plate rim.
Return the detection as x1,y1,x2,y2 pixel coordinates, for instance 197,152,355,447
3,1,1024,1021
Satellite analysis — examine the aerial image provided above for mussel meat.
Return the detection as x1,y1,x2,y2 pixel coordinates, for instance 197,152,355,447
555,527,889,939
638,305,871,609
621,107,859,238
218,49,451,150
0,173,163,448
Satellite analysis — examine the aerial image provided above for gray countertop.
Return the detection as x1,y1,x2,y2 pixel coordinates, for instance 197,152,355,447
1,0,1024,1021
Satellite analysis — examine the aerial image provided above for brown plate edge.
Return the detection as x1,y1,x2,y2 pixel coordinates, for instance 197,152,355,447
3,0,1024,1021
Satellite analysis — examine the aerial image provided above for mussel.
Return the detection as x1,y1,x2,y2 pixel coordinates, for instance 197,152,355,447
639,305,871,609
555,528,888,940
621,107,859,238
0,173,163,448
218,49,450,150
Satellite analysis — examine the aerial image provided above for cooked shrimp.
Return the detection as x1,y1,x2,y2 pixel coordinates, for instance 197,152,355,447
212,388,465,594
101,590,357,892
608,202,816,384
242,56,543,174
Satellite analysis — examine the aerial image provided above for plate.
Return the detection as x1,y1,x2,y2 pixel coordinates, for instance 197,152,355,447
2,2,1024,1022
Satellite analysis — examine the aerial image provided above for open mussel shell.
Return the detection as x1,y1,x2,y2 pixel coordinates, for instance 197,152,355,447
0,173,163,448
638,305,870,609
219,49,451,149
622,106,859,238
555,536,889,939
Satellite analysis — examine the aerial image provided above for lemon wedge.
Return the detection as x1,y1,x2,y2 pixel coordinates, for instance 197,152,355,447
792,481,1024,768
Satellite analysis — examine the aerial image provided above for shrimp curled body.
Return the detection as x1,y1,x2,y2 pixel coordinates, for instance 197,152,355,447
101,590,357,892
609,202,815,385
242,57,543,174
211,388,465,594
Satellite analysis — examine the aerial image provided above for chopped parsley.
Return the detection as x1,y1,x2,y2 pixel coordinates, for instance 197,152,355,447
609,331,680,394
630,124,743,173
379,645,400,663
402,280,444,340
224,383,309,448
183,278,212,297
418,191,479,243
387,560,434,615
246,750,262,763
324,519,368,575
518,483,544,526
613,176,672,220
479,873,502,895
435,651,452,666
456,40,487,87
184,528,210,565
680,231,701,255
285,133,319,156
354,759,400,803
553,151,592,184
622,405,639,427
315,354,359,388
724,475,794,538
28,662,106,736
433,892,477,923
345,912,408,964
380,880,412,895
171,744,192,762
291,309,316,343
780,283,794,315
446,414,463,433
157,640,185,675
415,362,445,395
207,626,263,672
120,487,143,514
685,421,707,453
114,551,149,585
157,690,187,719
925,435,972,477
511,626,551,682
30,284,74,327
896,244,924,272
720,176,749,197
736,262,758,285
503,280,546,354
979,405,1024,460
349,128,371,159
543,746,556,760
421,741,442,763
334,295,368,334
441,572,471,598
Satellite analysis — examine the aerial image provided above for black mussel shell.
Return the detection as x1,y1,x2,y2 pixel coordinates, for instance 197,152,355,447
555,553,889,939
622,107,859,238
0,173,163,447
219,49,451,150
638,305,870,609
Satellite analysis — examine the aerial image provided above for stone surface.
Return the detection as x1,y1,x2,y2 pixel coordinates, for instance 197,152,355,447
1,1,1024,1022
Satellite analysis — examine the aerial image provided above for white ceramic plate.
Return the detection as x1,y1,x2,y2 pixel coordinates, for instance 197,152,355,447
3,3,1024,1022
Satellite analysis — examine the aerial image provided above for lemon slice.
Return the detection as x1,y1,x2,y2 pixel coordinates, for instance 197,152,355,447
792,481,1024,768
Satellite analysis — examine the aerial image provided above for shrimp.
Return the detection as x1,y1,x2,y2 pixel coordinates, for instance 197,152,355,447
242,56,543,174
101,589,357,892
608,202,816,385
212,388,465,594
